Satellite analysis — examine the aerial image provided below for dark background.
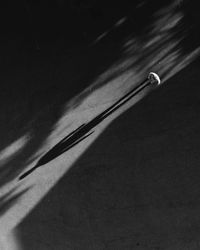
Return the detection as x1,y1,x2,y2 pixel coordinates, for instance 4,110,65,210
0,0,199,48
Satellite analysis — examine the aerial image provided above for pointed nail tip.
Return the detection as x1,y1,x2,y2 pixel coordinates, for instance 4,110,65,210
18,174,26,181
18,162,41,181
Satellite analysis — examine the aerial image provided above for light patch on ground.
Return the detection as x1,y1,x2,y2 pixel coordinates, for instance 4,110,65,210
114,17,127,27
0,135,30,166
92,16,127,44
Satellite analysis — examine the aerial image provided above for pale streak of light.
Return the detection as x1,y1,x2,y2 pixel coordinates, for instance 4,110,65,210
160,13,183,32
0,135,30,166
144,33,178,49
153,12,183,32
114,17,127,27
163,47,200,83
93,31,109,43
92,17,127,44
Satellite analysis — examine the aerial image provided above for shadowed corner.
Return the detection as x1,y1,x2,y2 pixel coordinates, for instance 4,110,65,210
0,186,33,217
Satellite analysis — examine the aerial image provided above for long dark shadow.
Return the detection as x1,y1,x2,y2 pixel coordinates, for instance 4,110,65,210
19,73,160,180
